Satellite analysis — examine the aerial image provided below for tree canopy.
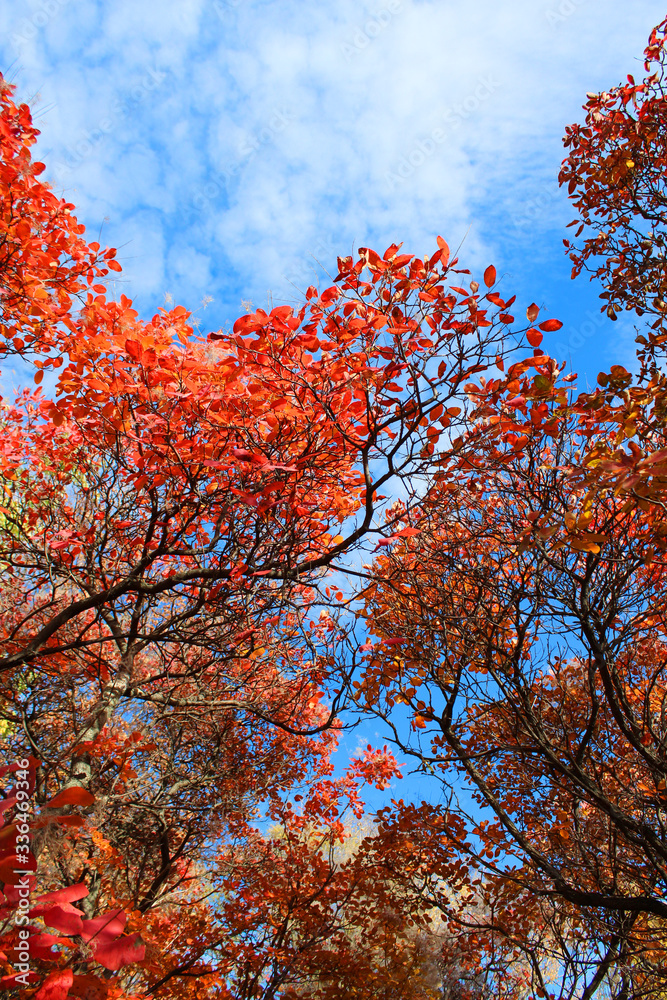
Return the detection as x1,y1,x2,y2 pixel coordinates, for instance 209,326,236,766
3,13,667,1000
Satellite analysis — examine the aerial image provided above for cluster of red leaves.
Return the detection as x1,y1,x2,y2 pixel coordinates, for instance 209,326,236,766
560,16,667,334
0,761,144,999
0,70,554,1000
10,8,667,990
0,77,118,370
345,24,667,990
357,435,667,994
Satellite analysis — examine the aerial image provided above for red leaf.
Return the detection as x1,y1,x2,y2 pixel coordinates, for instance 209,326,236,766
37,884,89,906
81,909,126,944
320,286,340,305
1,971,40,987
526,329,543,348
35,903,84,936
526,303,540,322
538,318,563,332
483,265,496,287
46,787,95,808
233,628,257,643
436,237,450,267
35,970,74,1000
92,932,145,971
271,305,293,323
0,850,36,882
232,448,256,463
0,758,38,780
0,855,19,883
68,975,109,1000
233,312,267,335
124,339,141,360
107,259,122,272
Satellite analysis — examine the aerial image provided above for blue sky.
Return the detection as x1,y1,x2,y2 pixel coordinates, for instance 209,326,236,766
3,0,666,394
3,0,666,807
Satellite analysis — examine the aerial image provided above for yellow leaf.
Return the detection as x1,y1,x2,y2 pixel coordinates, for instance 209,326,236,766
570,539,600,554
537,525,558,539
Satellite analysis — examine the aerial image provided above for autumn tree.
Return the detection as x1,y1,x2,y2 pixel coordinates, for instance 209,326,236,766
351,16,667,999
0,74,554,999
356,410,667,997
8,11,667,993
560,14,667,336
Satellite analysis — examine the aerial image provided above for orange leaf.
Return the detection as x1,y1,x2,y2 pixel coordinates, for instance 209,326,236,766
35,970,74,1000
436,236,450,266
483,265,496,287
46,787,95,808
570,539,601,554
526,303,539,322
539,318,563,332
526,329,543,348
53,815,86,828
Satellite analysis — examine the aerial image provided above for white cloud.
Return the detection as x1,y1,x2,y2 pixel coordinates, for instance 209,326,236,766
2,0,666,329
